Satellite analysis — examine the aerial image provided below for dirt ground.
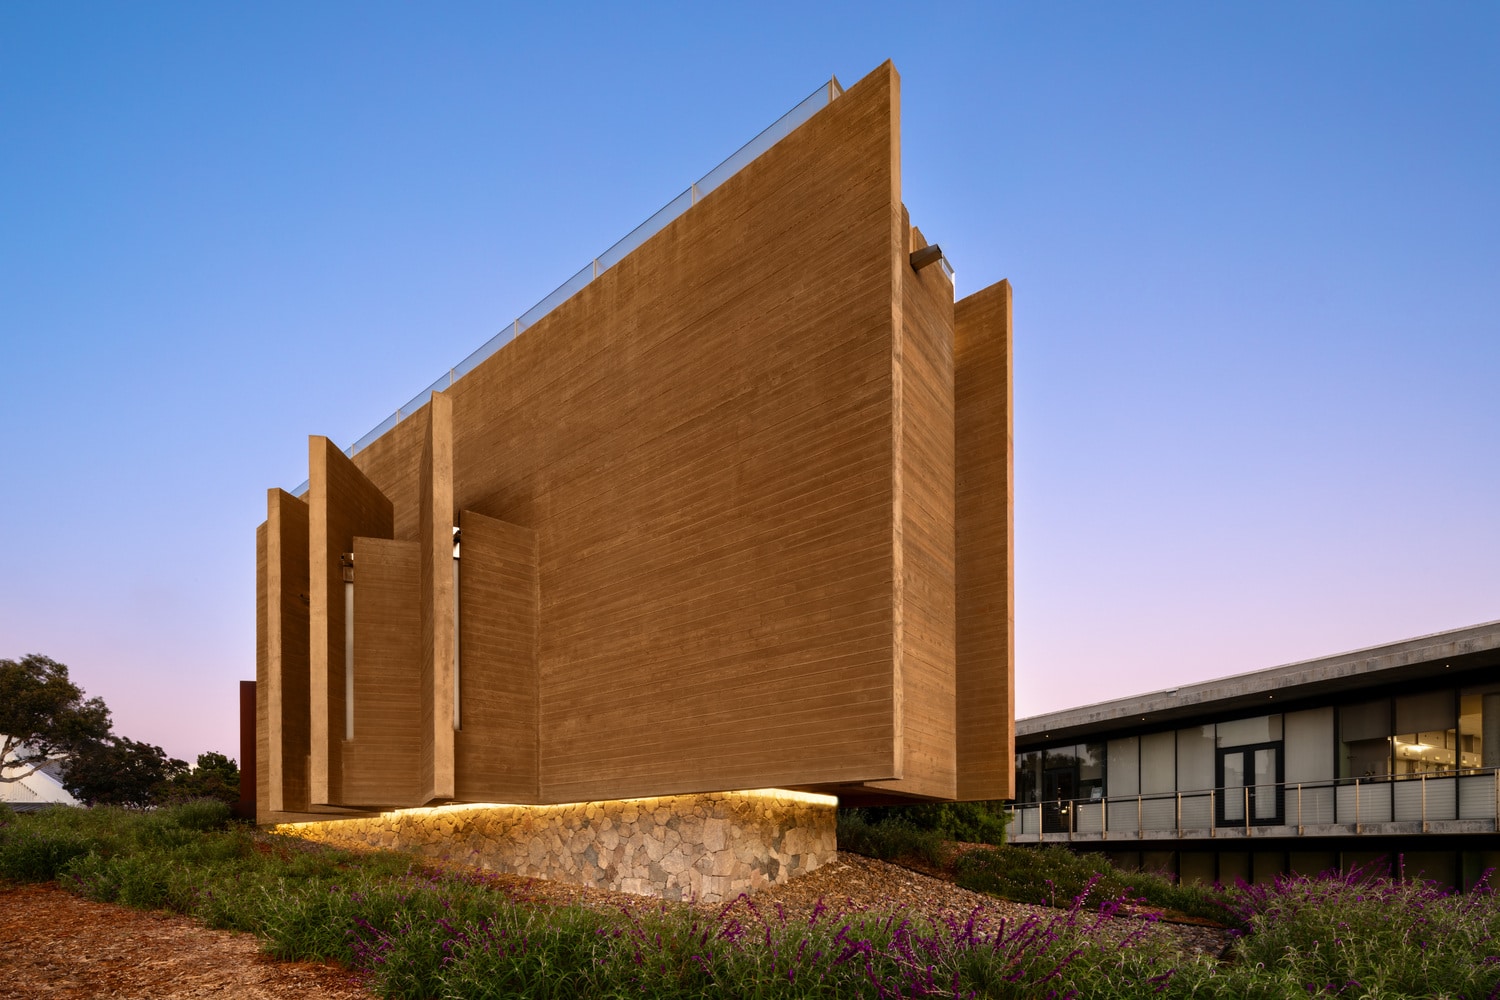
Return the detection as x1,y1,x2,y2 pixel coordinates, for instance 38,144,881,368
0,882,370,1000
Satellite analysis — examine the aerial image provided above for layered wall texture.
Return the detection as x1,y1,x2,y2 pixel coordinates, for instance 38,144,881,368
253,61,1015,857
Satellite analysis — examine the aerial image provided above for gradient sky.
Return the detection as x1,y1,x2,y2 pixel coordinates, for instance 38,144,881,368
2,3,1496,765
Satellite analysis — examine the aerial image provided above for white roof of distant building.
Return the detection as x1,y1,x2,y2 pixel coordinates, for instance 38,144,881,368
1,738,80,809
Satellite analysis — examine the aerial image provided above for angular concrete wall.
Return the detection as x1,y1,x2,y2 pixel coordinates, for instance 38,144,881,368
254,61,1013,820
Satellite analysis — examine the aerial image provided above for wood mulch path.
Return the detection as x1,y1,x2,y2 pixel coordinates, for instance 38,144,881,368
0,882,368,999
0,846,1232,998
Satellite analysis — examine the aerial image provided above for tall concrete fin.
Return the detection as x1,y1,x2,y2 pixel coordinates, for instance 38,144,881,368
309,438,394,806
954,278,1015,800
264,489,311,812
455,510,538,804
419,392,456,803
342,536,423,807
864,218,958,800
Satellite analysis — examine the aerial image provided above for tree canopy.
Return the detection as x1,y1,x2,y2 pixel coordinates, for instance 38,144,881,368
0,654,112,783
62,736,189,809
5,653,241,809
162,751,241,806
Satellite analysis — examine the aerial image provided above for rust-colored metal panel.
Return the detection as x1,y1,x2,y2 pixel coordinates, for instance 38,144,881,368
238,680,257,821
308,437,393,806
455,510,538,803
954,278,1015,800
265,489,310,812
254,525,270,820
341,537,422,807
418,392,455,803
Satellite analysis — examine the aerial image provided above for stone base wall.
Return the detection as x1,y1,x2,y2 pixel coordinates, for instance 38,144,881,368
273,789,836,903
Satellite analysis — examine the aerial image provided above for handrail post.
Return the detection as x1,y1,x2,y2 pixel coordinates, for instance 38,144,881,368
1137,795,1143,840
1209,788,1216,838
1244,786,1251,836
1297,783,1303,836
1355,778,1362,835
1176,791,1182,838
1421,772,1429,833
1102,795,1109,840
1069,798,1075,840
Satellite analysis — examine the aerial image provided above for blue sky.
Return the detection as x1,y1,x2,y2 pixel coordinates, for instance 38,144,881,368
2,3,1496,763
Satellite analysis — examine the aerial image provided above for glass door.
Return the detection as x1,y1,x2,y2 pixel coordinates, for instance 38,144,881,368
1042,761,1079,833
1217,742,1283,826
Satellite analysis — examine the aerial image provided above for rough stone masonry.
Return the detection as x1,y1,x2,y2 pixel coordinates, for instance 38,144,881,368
275,788,836,903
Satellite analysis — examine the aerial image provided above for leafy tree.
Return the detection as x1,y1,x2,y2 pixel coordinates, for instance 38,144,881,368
62,737,187,809
162,751,241,806
0,654,112,783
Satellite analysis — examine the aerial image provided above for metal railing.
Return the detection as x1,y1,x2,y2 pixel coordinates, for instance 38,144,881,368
290,76,845,495
1007,767,1500,840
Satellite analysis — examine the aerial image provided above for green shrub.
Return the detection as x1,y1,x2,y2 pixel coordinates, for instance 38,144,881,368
839,800,1010,847
836,810,947,866
954,844,1232,926
161,798,233,831
0,823,94,881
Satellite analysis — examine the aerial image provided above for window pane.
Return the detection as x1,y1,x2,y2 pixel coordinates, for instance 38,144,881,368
1253,748,1278,821
1341,700,1390,742
1015,751,1042,803
1141,731,1175,794
1218,715,1283,747
1079,742,1106,800
1177,726,1216,792
1108,737,1139,796
1460,685,1500,770
1394,692,1457,775
1223,753,1245,821
1396,691,1454,735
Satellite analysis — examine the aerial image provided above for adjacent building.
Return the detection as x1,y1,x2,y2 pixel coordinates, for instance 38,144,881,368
250,63,1015,900
1008,621,1500,889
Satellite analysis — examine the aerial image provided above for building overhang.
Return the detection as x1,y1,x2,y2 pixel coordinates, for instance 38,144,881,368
1019,619,1500,748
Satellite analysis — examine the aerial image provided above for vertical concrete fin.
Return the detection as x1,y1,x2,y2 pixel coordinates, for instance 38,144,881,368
265,488,311,812
342,536,422,807
884,61,907,782
954,278,1015,800
419,392,456,802
456,510,539,804
863,212,959,801
309,437,394,806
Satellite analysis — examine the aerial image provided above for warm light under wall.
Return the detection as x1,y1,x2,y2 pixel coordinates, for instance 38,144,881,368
275,787,838,830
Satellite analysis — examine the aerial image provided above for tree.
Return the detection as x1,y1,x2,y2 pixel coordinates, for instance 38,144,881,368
62,737,188,809
0,654,112,783
162,751,241,806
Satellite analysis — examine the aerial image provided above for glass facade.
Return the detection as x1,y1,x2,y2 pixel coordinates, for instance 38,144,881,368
1014,676,1500,831
1010,650,1500,891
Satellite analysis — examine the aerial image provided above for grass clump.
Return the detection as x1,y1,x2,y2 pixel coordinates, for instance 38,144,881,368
835,811,947,866
1226,868,1500,998
953,843,1231,926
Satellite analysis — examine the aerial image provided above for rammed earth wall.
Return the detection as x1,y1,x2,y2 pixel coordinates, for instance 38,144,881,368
273,789,836,902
